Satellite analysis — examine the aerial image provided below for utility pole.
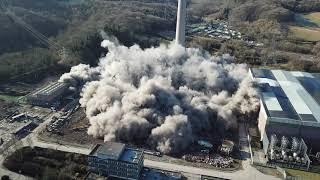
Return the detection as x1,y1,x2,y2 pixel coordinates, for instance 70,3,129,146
58,47,69,63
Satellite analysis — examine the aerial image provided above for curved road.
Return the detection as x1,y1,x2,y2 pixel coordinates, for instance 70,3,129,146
27,122,280,180
1,114,280,180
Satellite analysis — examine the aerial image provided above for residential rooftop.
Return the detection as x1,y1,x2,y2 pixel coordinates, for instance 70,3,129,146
250,68,320,127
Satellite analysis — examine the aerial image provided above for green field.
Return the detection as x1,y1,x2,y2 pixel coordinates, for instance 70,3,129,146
286,168,320,180
0,94,22,103
304,12,320,26
289,26,320,41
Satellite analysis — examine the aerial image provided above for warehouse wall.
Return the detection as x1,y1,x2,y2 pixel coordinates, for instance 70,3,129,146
258,100,268,140
266,121,300,138
301,126,320,151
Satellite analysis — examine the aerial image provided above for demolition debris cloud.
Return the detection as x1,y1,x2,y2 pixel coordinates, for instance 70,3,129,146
60,39,259,154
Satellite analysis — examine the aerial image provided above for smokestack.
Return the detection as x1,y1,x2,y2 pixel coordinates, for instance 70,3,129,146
175,0,186,46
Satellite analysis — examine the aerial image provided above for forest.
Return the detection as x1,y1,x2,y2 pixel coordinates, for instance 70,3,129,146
1,0,320,82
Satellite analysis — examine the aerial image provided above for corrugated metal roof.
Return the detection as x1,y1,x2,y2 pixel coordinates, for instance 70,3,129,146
262,92,283,111
31,82,67,97
280,85,312,115
35,82,66,95
251,68,276,80
251,68,320,124
256,78,279,87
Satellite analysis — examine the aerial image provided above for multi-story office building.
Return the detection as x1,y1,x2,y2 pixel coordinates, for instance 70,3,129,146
88,142,144,180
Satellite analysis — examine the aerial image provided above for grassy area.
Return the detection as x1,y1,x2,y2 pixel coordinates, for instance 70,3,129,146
252,65,278,70
251,64,292,71
289,26,320,41
0,94,22,103
286,168,320,180
255,166,282,178
304,12,320,26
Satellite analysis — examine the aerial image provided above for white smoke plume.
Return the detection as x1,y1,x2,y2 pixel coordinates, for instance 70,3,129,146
60,39,259,154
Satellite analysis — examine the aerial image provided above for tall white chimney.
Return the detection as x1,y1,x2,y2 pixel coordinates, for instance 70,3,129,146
175,0,186,46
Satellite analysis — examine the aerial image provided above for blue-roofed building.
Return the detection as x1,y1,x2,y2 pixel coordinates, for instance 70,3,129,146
250,68,320,153
88,142,144,180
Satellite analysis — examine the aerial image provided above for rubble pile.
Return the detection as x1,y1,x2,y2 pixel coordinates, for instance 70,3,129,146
183,153,234,168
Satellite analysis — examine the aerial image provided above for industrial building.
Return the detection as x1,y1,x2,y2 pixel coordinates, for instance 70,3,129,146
264,134,311,170
12,121,38,139
250,68,320,152
88,142,144,180
26,82,68,107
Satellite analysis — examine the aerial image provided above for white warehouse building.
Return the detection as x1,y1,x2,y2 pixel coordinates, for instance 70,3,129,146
250,68,320,153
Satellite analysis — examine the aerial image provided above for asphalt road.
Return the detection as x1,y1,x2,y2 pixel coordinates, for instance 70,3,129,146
26,122,280,180
0,112,280,180
143,123,279,180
